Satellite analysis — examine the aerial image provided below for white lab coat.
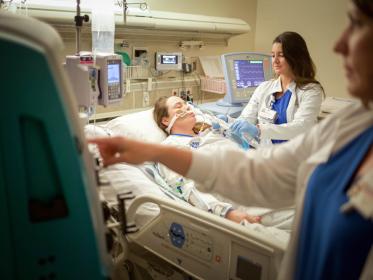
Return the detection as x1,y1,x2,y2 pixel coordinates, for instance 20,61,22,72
186,101,373,280
239,77,323,146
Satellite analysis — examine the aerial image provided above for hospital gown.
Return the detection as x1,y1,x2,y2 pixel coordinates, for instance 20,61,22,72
158,129,294,243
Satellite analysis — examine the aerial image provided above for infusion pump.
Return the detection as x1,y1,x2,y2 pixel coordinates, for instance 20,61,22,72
65,53,124,115
95,54,123,107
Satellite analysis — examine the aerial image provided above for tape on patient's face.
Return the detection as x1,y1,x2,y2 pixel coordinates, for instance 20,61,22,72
175,108,194,119
165,107,194,134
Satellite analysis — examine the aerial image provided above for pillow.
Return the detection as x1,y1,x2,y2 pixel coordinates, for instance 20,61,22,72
104,108,167,143
84,124,112,138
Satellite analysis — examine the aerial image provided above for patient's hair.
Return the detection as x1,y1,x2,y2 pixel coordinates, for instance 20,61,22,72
153,96,211,135
153,96,169,132
273,31,323,92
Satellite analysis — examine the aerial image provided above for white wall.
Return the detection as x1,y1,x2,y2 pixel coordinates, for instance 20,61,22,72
255,0,349,98
145,0,257,53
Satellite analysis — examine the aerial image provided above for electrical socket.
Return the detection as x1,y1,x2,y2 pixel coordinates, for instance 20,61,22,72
143,91,150,107
185,87,192,96
179,87,193,102
171,88,179,96
184,56,197,72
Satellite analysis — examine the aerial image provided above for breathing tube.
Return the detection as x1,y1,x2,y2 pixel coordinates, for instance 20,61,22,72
165,106,195,134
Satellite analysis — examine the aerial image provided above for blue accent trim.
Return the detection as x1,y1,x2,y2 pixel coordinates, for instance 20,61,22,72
171,133,194,138
169,223,185,248
295,126,373,280
272,89,292,144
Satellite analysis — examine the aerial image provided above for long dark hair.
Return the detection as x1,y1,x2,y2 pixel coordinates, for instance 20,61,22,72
353,0,373,17
273,31,322,90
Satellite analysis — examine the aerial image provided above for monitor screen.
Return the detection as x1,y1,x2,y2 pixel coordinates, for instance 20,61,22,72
161,55,178,64
234,60,265,88
220,52,272,106
108,63,120,84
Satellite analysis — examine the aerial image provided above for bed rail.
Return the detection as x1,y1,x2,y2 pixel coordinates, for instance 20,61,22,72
122,194,285,280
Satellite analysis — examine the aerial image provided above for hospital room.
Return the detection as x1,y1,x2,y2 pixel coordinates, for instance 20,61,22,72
1,0,373,279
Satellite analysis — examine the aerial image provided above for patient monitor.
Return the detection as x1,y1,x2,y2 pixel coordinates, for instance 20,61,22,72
155,52,182,71
198,52,272,117
219,52,272,106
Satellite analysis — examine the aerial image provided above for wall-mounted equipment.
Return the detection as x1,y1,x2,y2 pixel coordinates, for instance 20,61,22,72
132,46,149,65
155,52,182,71
96,53,124,106
26,4,250,37
64,54,99,116
65,53,123,113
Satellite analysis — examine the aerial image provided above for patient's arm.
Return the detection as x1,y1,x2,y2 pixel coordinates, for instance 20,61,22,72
158,154,260,224
227,210,261,224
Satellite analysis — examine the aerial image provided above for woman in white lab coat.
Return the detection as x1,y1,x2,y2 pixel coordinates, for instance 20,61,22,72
230,31,324,146
90,0,373,278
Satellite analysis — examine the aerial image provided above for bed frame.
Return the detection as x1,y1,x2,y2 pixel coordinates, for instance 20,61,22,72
110,194,286,280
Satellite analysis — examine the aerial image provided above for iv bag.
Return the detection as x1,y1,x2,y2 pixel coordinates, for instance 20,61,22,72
91,0,115,55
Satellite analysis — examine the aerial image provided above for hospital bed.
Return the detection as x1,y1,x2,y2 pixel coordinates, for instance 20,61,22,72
0,11,286,280
87,108,290,279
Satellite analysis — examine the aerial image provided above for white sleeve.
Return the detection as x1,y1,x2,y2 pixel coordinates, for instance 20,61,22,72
238,82,265,124
260,84,323,140
186,122,321,208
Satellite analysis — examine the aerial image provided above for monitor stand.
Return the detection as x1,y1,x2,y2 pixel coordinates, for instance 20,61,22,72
216,98,244,107
198,99,247,118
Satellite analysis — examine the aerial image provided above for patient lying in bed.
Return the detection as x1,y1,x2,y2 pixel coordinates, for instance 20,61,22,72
153,96,260,224
153,96,294,233
86,96,294,244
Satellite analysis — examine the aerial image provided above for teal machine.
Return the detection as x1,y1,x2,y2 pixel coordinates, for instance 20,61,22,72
0,12,111,279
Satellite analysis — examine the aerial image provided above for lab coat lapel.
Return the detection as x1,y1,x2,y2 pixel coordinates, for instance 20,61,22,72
286,82,297,122
264,77,282,107
271,77,282,93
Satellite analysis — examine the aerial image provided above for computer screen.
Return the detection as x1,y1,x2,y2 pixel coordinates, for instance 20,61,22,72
161,55,178,64
108,63,120,84
156,52,182,71
219,52,272,106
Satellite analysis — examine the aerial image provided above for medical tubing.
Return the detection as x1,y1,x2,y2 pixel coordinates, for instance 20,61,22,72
240,131,260,149
190,103,210,134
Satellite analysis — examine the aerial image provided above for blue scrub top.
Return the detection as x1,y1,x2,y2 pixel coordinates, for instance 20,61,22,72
271,89,292,144
295,126,373,280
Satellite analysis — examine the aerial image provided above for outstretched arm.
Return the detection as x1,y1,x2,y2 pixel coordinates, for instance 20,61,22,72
88,136,192,176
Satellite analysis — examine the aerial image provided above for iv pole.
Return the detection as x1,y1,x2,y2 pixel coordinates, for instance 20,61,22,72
74,0,89,55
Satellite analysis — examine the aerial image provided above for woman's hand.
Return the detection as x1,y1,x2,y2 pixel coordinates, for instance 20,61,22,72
88,136,157,166
226,209,261,224
88,137,192,176
230,119,259,139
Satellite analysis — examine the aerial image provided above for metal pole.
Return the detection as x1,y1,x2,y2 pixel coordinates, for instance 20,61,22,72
75,0,81,55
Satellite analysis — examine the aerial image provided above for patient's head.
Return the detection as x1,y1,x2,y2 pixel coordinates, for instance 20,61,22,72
154,96,196,135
